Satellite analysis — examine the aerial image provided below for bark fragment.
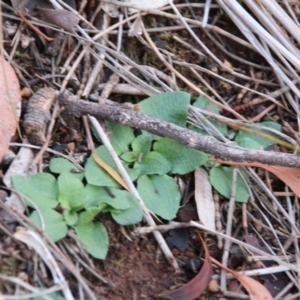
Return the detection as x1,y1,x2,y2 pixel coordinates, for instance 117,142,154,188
23,87,57,145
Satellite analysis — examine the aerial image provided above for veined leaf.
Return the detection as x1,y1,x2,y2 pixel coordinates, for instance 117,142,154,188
154,138,209,174
137,174,180,220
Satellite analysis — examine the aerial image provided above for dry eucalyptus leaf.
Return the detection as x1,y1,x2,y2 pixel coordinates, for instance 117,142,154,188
1,142,36,220
0,55,21,163
194,168,216,231
37,7,79,31
124,0,170,14
102,3,119,18
10,0,42,14
128,17,143,37
160,233,212,300
3,21,18,37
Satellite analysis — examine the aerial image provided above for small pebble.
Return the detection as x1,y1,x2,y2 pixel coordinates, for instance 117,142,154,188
21,87,32,98
208,279,220,292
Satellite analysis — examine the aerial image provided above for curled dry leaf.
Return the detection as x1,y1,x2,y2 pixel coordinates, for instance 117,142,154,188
124,0,170,14
128,17,143,37
10,0,42,14
194,168,215,230
210,256,274,300
37,7,79,31
160,232,212,300
252,164,300,198
102,3,119,18
0,55,21,163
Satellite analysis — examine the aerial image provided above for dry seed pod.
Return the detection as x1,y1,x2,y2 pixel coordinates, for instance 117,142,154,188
23,87,57,145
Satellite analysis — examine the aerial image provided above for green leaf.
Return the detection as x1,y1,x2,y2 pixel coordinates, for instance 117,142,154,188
85,146,139,187
194,95,220,114
63,210,78,226
192,95,228,135
120,151,137,163
85,146,121,188
58,173,85,211
154,138,209,174
12,173,58,209
75,215,109,259
77,207,104,223
137,175,180,220
131,133,153,156
84,184,130,210
209,166,249,202
135,151,171,176
111,194,143,225
49,157,84,181
139,91,190,127
30,209,67,242
106,122,135,155
30,289,64,300
235,121,282,150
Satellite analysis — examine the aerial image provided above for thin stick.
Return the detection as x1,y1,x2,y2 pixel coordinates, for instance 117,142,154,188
220,168,237,292
17,10,54,42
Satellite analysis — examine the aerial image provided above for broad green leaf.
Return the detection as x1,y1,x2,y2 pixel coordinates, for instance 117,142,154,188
49,157,84,181
135,151,171,176
77,206,104,223
12,173,58,209
92,152,129,191
121,151,137,163
106,122,135,155
85,146,120,188
194,95,220,114
125,163,140,182
192,95,227,135
235,137,262,150
131,133,152,156
137,175,180,220
209,166,249,202
139,91,190,127
84,184,130,210
75,216,108,259
85,146,138,187
63,210,78,226
58,173,85,211
111,195,143,225
154,138,209,174
235,121,281,150
30,209,67,242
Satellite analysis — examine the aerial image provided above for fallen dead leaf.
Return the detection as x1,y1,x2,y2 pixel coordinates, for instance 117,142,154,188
210,256,274,300
124,0,170,14
0,55,21,163
194,168,215,230
160,232,212,300
37,7,79,31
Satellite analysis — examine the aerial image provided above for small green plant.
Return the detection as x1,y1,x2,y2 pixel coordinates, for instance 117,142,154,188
12,157,144,259
12,91,282,259
191,94,282,202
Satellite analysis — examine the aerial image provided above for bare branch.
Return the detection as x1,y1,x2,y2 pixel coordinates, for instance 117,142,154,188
59,91,300,168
